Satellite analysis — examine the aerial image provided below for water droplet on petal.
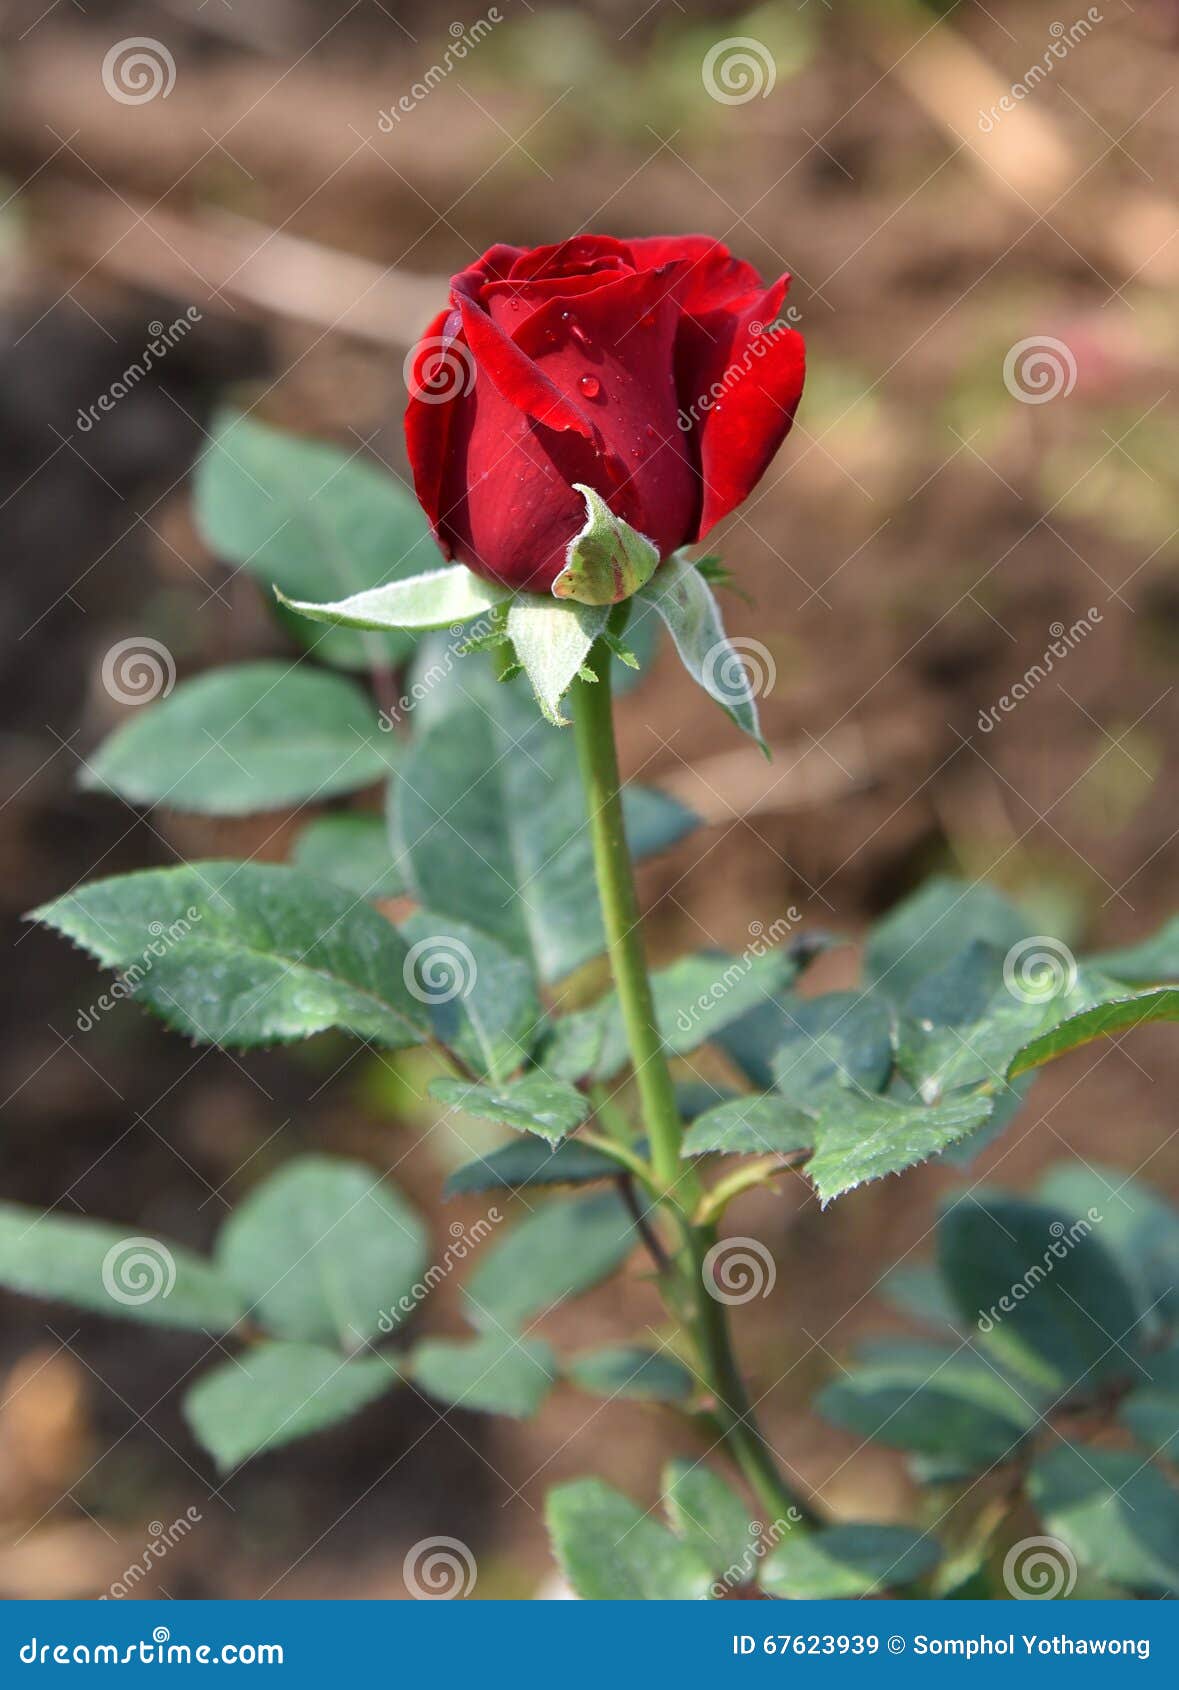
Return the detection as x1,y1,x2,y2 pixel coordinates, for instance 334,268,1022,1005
578,375,601,398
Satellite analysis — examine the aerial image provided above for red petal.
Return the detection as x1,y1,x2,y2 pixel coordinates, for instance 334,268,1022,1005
628,234,763,314
403,304,462,548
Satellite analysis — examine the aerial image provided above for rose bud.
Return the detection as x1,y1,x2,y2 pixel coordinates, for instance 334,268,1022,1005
405,234,806,594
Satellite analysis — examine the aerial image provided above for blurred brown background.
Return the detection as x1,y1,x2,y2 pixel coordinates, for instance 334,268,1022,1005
2,0,1177,1599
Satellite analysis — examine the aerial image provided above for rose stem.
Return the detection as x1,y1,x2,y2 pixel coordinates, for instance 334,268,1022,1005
570,637,815,1531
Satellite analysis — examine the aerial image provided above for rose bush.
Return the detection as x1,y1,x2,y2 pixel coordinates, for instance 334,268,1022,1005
405,233,806,591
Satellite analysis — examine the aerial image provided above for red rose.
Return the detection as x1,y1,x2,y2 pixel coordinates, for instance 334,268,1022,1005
405,234,806,593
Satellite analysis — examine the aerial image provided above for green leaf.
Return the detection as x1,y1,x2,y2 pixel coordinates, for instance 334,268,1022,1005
183,1341,396,1471
1120,1385,1179,1458
864,878,1031,1005
1037,1162,1179,1331
880,1263,966,1336
807,1093,994,1205
1088,915,1179,983
1029,1443,1179,1595
761,1523,939,1598
506,596,609,724
545,948,803,1084
194,411,433,670
662,1461,757,1574
1008,986,1179,1079
546,1478,712,1600
443,1137,623,1198
430,1075,589,1146
410,1330,556,1418
278,565,509,634
551,484,660,605
31,861,429,1050
634,550,764,748
215,1155,427,1349
682,1094,813,1158
82,663,391,816
392,679,694,983
937,1190,1143,1393
771,991,894,1112
291,814,405,900
710,936,843,1088
894,941,1034,1101
464,1190,635,1332
568,1347,695,1404
0,1203,241,1334
817,1339,1039,1466
400,910,542,1083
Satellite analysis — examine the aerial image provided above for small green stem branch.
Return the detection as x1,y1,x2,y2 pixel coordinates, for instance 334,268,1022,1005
571,638,815,1532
